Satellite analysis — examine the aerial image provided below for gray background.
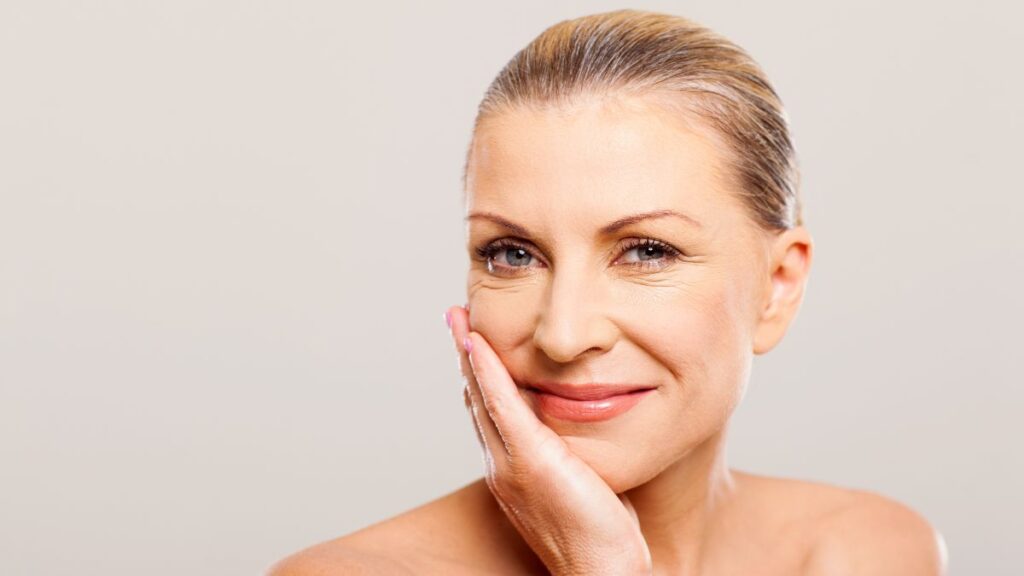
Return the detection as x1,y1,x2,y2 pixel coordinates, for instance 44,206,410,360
1,1,1020,574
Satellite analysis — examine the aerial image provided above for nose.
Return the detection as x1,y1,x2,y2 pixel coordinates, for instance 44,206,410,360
531,265,618,364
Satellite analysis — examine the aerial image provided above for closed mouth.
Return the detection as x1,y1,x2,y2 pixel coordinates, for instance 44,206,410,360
522,383,657,423
524,382,657,401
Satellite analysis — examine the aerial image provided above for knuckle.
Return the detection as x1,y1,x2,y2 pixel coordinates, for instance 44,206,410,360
478,396,498,419
496,456,538,493
480,390,506,418
506,457,541,486
487,472,518,504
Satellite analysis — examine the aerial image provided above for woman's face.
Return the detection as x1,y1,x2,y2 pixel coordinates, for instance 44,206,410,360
463,93,779,492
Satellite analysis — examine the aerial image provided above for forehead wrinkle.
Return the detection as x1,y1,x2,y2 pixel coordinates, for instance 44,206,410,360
466,96,726,248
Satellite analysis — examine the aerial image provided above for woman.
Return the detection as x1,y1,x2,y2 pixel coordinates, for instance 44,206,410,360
270,9,946,575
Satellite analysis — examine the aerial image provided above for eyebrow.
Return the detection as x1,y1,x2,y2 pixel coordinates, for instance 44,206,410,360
464,209,703,236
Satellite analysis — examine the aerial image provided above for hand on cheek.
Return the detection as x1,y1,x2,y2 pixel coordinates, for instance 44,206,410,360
444,304,653,576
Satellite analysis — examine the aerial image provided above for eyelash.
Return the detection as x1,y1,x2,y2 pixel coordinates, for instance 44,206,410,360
474,237,684,275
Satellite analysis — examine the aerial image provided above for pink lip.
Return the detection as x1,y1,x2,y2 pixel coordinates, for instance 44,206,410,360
524,382,656,423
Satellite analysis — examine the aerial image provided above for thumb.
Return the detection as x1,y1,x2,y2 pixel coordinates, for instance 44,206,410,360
618,493,641,528
614,491,647,565
617,493,652,570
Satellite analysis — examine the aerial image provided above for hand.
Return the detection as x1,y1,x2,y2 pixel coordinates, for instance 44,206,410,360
445,305,653,576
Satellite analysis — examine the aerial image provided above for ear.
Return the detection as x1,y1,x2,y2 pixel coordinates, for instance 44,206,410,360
752,226,814,355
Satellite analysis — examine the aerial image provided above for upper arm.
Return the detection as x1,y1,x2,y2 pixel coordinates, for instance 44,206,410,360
801,494,948,576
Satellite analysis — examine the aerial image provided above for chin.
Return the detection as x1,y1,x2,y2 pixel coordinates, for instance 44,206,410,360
560,434,661,494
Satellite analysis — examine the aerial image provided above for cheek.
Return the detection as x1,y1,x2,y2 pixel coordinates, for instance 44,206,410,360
626,280,744,367
466,280,540,353
626,279,754,432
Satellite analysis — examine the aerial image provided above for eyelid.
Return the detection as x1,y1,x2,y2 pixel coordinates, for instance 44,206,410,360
476,236,684,273
615,238,684,261
473,237,546,264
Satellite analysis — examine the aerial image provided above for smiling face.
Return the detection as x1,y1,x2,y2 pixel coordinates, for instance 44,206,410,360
463,92,785,492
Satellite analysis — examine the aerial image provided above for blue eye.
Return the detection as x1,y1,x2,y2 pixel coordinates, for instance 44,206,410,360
475,239,537,274
618,239,680,266
494,246,533,267
474,237,683,276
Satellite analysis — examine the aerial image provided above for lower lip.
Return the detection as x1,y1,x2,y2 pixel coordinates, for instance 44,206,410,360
527,389,655,423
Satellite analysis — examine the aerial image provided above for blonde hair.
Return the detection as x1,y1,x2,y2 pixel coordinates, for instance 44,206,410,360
464,9,802,231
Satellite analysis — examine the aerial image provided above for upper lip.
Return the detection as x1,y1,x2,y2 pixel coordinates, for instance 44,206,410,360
524,381,656,401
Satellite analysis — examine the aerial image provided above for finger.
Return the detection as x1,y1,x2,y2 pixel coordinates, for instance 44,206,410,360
463,383,486,447
465,383,502,476
464,329,554,458
464,346,509,472
445,305,475,390
447,305,508,460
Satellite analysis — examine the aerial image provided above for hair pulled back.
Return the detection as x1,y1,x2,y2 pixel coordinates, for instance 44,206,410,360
465,9,803,231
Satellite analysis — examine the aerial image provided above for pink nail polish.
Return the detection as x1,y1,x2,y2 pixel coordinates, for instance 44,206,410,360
444,309,452,328
463,335,473,354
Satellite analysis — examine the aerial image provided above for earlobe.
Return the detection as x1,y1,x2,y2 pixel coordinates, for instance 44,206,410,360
752,227,813,355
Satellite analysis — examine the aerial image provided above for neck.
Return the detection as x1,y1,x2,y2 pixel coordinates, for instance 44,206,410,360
622,427,738,574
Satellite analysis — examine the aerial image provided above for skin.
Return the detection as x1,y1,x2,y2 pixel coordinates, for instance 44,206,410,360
268,93,948,575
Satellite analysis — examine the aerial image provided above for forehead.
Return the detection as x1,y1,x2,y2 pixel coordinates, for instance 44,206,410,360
465,94,738,227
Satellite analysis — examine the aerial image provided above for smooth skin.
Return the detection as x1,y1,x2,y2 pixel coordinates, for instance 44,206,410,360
268,93,947,575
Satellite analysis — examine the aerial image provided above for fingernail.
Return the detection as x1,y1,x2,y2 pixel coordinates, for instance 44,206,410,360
463,335,473,354
443,309,452,328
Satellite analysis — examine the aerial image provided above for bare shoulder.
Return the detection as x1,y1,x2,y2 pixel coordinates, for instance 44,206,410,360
266,542,417,576
264,487,469,576
265,479,542,576
729,470,947,575
802,489,947,575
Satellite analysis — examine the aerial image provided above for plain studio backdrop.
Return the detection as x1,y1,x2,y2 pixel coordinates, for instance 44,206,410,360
1,1,1021,574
